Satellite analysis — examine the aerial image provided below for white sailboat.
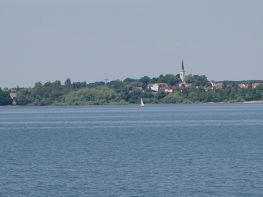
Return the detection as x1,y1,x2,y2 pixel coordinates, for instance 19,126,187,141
140,98,144,107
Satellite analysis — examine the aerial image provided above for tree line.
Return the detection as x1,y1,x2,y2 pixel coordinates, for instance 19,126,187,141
0,74,263,105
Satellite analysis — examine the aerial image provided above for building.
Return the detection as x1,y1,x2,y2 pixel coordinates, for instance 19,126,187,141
163,87,173,93
148,83,173,93
180,59,186,84
210,81,224,89
178,82,192,89
252,83,261,89
148,83,159,92
238,83,249,89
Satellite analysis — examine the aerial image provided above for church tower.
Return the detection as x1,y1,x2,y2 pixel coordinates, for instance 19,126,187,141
180,59,186,83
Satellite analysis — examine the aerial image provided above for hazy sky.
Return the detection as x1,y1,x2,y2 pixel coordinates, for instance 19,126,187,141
0,0,262,87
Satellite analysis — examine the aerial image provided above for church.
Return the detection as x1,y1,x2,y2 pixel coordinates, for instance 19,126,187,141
180,59,186,84
179,59,192,88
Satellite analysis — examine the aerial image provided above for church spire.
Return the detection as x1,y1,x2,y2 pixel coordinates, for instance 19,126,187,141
180,59,186,84
182,59,185,72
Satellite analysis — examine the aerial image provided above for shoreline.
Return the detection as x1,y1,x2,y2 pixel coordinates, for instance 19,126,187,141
242,100,263,104
1,100,263,107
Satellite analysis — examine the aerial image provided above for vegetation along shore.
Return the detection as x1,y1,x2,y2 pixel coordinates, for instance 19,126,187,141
1,73,263,106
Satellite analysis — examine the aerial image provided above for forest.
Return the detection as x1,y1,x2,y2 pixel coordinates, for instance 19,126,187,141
1,74,263,105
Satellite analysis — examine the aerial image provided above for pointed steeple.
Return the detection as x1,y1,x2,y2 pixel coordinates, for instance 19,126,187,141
182,59,185,71
180,59,186,84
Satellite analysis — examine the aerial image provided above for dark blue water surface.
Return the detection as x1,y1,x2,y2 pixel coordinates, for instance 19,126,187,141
0,104,263,197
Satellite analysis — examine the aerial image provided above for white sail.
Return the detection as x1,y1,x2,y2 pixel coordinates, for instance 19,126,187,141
141,98,144,107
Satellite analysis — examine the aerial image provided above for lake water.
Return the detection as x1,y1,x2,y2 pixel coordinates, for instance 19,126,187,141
0,104,263,197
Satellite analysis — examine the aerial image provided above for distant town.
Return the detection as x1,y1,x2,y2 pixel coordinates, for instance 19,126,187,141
148,60,262,92
1,60,263,105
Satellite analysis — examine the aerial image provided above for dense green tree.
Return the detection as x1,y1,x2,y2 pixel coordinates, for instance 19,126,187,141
72,82,87,89
123,88,144,103
11,76,263,105
163,91,183,103
157,74,180,85
187,75,210,87
123,78,136,84
87,81,105,88
0,89,12,105
108,80,125,92
64,78,72,88
139,76,151,85
139,76,151,89
16,88,34,105
63,87,123,105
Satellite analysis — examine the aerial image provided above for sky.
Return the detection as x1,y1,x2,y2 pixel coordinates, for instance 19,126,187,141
0,0,262,88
